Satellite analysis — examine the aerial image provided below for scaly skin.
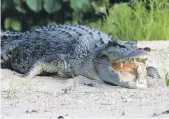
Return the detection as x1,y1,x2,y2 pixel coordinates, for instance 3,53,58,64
1,24,161,88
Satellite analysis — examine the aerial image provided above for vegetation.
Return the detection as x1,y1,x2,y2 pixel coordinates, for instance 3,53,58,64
1,0,169,40
165,73,169,86
165,47,169,86
90,0,169,40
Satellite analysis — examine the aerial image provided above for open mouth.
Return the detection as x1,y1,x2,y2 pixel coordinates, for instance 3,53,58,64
111,57,148,82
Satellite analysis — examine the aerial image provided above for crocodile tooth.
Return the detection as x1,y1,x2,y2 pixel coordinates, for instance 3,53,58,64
120,63,124,68
134,59,136,64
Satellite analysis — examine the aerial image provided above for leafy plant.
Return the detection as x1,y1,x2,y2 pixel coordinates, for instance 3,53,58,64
44,0,61,13
90,0,169,41
165,73,169,86
70,0,90,12
25,0,43,12
4,18,22,31
1,0,169,41
25,0,62,13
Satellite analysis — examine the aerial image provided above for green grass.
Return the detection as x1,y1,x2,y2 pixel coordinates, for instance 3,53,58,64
166,46,169,86
8,77,17,99
160,46,169,86
90,0,169,41
165,73,169,86
7,75,35,99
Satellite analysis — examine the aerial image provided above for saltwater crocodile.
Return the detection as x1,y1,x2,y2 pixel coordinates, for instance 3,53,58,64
1,24,161,88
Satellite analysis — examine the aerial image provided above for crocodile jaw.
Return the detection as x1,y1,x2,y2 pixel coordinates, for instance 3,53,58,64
111,57,148,83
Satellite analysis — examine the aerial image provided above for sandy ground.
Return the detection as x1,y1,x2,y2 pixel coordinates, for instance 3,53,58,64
1,41,169,118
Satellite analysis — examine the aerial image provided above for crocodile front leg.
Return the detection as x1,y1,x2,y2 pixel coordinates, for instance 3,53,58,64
23,54,70,79
95,57,147,89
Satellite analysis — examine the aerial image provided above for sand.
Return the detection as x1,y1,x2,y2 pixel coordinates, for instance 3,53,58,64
1,41,169,118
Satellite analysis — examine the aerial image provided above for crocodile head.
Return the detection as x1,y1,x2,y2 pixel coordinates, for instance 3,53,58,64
98,41,149,88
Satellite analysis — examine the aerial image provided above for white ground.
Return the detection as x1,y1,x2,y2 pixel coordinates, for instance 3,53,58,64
1,41,169,118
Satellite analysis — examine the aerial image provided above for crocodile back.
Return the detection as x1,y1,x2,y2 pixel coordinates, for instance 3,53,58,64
7,24,114,73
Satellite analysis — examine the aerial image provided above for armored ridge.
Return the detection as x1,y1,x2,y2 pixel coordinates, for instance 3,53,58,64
1,24,162,88
1,30,23,47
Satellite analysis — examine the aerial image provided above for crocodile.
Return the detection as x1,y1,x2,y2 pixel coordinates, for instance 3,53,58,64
1,24,161,88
